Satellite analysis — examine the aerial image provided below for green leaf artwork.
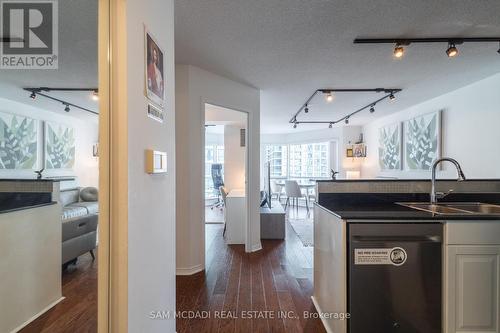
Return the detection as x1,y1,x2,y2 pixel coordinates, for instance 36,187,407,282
404,112,440,170
45,121,75,169
378,123,401,170
0,111,38,169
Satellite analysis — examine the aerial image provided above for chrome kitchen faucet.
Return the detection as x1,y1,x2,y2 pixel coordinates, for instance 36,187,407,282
431,158,466,204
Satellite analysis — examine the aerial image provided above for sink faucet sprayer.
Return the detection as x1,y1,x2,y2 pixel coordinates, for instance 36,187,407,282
430,158,466,204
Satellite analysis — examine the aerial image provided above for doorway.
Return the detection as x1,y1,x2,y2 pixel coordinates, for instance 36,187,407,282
204,103,249,253
0,0,112,332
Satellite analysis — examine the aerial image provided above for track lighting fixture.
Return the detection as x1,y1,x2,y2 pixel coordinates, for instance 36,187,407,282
290,88,402,128
446,42,458,57
24,87,99,115
325,92,334,103
393,44,404,58
354,37,500,58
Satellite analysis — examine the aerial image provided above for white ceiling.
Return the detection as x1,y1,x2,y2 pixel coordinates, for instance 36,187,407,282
0,0,98,121
175,0,500,134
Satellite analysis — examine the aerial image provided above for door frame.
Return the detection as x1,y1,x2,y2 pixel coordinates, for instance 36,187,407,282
98,0,128,331
202,102,251,252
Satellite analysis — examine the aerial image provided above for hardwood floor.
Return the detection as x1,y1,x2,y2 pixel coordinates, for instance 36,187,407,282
20,252,98,333
176,208,326,333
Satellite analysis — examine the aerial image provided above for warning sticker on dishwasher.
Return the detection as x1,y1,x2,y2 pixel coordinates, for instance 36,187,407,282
355,247,407,266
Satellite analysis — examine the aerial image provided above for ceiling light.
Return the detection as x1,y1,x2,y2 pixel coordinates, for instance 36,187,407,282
329,123,333,129
370,106,375,113
389,93,396,101
345,118,349,125
325,92,334,103
92,90,99,101
393,44,404,58
29,91,36,99
64,104,70,112
446,42,458,57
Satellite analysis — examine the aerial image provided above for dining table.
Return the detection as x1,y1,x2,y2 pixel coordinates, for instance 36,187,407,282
274,179,317,199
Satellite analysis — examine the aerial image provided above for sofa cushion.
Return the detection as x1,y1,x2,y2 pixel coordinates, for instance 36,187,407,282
60,189,80,207
80,187,98,202
72,201,99,215
62,214,98,242
62,205,88,221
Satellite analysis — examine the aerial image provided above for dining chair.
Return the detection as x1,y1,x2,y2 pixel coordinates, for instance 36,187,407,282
284,180,309,213
270,180,284,202
219,186,229,236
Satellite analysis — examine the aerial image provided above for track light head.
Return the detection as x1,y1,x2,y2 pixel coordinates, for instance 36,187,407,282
64,104,70,112
446,42,458,57
389,93,396,101
497,42,500,55
304,105,309,113
325,92,334,103
393,44,404,58
293,123,297,129
329,123,333,129
370,106,375,113
29,91,36,99
345,118,349,125
92,90,99,101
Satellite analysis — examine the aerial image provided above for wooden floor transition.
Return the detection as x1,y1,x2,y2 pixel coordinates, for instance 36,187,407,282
177,207,326,333
20,251,98,333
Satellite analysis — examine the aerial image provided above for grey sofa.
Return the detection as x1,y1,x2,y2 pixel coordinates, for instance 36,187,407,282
60,188,98,267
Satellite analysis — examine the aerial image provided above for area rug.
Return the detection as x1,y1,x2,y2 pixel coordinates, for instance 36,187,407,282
289,219,314,247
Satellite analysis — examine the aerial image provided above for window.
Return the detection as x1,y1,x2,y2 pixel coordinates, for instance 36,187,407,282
264,142,330,179
264,145,288,178
205,144,224,199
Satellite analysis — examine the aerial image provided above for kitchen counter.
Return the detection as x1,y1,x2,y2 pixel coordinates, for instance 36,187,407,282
317,192,500,221
0,179,58,213
313,179,500,333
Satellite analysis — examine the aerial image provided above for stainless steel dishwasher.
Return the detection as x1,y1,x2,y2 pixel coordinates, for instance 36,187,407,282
348,223,442,333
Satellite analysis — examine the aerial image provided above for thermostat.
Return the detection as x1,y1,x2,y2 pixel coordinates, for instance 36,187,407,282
145,150,167,174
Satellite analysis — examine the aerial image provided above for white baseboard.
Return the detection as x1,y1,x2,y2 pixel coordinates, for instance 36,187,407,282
10,296,65,333
311,296,334,333
176,264,204,276
251,242,262,252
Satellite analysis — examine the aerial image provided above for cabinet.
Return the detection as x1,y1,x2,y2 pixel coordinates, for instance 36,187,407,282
445,222,500,333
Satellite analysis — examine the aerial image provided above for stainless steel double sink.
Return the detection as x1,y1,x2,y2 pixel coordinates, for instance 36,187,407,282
397,202,500,216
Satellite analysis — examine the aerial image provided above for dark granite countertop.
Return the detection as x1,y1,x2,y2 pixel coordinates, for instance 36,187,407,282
317,193,500,221
0,201,57,214
0,177,75,182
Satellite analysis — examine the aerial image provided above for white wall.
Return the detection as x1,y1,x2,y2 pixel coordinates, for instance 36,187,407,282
362,73,500,179
205,132,223,145
0,97,98,187
176,65,261,275
125,0,176,332
224,125,246,192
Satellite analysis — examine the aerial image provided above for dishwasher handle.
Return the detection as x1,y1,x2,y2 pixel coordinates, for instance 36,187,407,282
351,235,442,243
